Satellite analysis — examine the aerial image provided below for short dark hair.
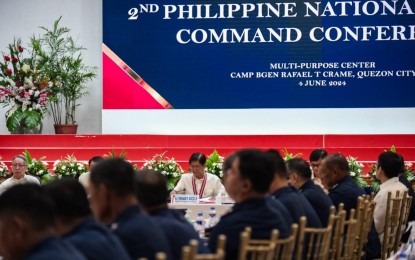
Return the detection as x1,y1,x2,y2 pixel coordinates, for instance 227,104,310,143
44,179,91,221
90,158,135,197
235,149,276,193
378,151,404,179
189,152,206,165
266,149,289,179
323,153,349,174
88,156,104,167
310,149,328,162
0,184,54,231
135,170,168,209
287,158,312,180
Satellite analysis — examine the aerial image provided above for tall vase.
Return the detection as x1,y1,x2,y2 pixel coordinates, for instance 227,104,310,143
11,122,43,134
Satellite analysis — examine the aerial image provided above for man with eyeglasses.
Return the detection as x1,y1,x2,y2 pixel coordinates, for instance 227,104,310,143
0,155,40,194
309,148,328,191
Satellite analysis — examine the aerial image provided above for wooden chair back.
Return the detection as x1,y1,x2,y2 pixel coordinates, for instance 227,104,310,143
182,239,225,260
238,227,277,260
338,209,359,260
381,190,411,260
296,215,335,260
353,195,376,260
155,252,167,260
395,191,413,250
329,203,346,260
274,223,298,259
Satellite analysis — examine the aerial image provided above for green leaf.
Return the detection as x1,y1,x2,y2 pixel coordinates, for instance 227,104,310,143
24,149,33,165
6,110,24,132
23,110,42,129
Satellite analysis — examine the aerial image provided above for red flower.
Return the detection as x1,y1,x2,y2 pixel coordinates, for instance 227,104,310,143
12,56,18,63
18,46,24,52
4,56,10,62
6,68,12,75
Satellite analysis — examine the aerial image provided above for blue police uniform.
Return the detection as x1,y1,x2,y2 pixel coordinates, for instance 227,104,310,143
149,208,210,259
208,198,291,260
24,235,86,260
63,217,130,260
329,175,381,259
271,185,322,228
111,205,172,260
299,179,334,227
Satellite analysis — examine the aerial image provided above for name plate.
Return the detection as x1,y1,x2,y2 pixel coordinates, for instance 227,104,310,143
171,194,199,204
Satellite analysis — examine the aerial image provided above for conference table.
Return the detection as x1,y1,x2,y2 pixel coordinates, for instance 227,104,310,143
169,203,233,221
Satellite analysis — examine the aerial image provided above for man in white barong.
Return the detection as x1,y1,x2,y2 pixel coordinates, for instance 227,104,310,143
374,151,408,244
171,152,224,199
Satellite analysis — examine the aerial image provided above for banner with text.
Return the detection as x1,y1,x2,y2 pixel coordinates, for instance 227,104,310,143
103,0,415,109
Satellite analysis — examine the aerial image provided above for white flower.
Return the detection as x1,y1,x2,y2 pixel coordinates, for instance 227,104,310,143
34,90,40,97
62,165,66,170
38,170,44,175
350,171,356,177
78,166,83,170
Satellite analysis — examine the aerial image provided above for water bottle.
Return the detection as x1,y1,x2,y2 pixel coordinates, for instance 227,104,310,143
194,212,205,238
209,206,218,227
215,192,223,204
184,209,192,224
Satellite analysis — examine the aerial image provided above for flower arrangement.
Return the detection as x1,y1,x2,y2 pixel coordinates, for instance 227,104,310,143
205,150,224,179
346,155,368,189
53,155,88,180
0,38,50,132
23,150,55,184
0,156,11,177
281,148,303,161
141,151,184,190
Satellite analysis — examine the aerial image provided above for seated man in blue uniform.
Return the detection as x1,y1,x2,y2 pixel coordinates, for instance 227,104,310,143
89,158,172,260
44,179,130,260
0,184,86,260
287,157,333,227
320,153,381,259
208,149,292,260
135,169,209,259
267,150,322,228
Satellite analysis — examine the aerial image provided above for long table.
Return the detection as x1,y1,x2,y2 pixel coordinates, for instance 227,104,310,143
169,203,233,221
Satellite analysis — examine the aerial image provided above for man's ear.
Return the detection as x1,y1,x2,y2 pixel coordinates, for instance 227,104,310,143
241,178,252,192
290,172,298,182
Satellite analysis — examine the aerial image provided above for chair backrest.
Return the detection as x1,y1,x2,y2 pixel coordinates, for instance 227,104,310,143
216,234,227,254
182,239,225,260
382,190,409,260
329,210,346,260
296,215,335,260
238,227,277,260
329,203,346,260
395,191,413,250
353,195,376,260
155,252,167,260
274,223,298,259
338,209,359,260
